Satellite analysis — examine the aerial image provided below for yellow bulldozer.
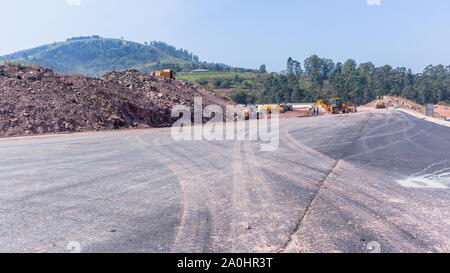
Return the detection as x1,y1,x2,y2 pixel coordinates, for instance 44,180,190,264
375,96,386,109
151,69,175,80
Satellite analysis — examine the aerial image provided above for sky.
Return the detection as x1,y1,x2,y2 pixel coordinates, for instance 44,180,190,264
1,0,450,72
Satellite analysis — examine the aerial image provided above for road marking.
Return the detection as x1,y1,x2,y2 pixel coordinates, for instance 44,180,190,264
398,161,450,189
397,176,448,189
397,166,450,189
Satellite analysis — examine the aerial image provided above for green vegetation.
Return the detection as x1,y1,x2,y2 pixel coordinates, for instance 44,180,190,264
182,55,449,106
0,37,184,76
0,36,258,77
178,72,258,83
1,37,447,105
266,56,449,105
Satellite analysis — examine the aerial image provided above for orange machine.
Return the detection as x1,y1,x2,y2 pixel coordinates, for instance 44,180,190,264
151,69,175,79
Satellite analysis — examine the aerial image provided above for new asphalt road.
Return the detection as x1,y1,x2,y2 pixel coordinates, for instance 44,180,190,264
0,109,449,253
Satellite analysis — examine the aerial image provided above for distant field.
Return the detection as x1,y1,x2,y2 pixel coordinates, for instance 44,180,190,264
178,72,259,82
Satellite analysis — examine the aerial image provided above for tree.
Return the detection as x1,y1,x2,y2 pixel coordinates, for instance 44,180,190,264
290,86,304,102
304,55,323,87
287,57,294,74
259,64,267,73
231,91,248,104
321,58,335,79
244,56,449,105
293,61,302,76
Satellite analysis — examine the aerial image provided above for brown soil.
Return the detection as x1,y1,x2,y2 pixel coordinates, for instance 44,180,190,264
434,104,450,119
365,96,450,119
0,64,234,137
280,109,314,118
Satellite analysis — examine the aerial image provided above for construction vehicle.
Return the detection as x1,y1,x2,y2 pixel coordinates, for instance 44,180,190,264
313,98,357,115
151,69,175,80
259,104,286,113
329,98,357,114
375,96,386,109
312,99,329,113
280,104,293,112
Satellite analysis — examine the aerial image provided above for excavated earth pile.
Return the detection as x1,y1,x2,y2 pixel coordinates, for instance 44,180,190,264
382,96,427,114
0,64,234,137
367,95,450,119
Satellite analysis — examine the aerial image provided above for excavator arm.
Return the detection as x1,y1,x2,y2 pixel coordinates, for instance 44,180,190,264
313,99,329,112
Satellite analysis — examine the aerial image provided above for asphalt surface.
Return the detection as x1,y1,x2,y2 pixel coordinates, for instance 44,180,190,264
0,109,449,253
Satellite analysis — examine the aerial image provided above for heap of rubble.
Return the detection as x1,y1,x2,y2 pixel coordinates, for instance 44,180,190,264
0,64,234,137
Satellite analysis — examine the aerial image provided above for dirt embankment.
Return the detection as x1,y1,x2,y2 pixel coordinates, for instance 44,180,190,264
0,64,234,137
366,96,450,119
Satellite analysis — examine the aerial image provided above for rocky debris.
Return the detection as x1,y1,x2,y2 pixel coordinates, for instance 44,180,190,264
366,96,450,119
245,223,252,230
0,64,234,137
433,104,450,119
382,96,426,114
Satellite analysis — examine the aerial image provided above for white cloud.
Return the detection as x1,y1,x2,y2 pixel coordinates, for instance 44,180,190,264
67,0,81,6
366,0,381,6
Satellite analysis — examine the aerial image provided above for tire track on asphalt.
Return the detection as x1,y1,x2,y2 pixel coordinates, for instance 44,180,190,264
230,141,254,252
344,115,431,160
229,140,284,252
240,141,291,252
282,124,333,163
278,112,373,252
133,134,217,252
137,132,276,252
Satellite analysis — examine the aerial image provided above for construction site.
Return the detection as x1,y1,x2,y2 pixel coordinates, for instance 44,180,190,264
0,63,449,254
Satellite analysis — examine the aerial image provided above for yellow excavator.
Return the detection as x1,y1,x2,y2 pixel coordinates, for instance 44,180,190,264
313,98,357,115
312,99,329,112
330,98,357,114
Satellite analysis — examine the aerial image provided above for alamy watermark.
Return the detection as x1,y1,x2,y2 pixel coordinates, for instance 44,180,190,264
170,97,279,152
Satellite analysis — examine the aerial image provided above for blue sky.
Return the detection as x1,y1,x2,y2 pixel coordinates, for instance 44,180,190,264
1,0,449,72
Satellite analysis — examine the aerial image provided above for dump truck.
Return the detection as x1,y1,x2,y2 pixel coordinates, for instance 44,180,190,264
151,69,175,80
375,96,386,109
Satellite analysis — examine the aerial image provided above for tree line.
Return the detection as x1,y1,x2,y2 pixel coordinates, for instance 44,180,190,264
255,55,449,105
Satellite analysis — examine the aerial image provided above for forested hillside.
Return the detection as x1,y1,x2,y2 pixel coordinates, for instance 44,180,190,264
0,36,257,77
2,36,447,105
199,55,449,106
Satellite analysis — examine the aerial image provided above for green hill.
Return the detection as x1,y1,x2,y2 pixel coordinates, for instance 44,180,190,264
0,36,195,77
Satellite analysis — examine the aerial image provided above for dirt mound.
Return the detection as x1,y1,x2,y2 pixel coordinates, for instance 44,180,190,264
366,96,450,119
0,64,234,137
434,104,450,119
382,96,426,114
